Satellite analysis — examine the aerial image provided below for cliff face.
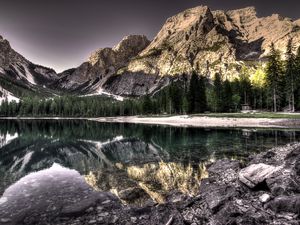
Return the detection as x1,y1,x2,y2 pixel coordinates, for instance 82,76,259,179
56,35,151,94
126,6,300,79
0,36,58,98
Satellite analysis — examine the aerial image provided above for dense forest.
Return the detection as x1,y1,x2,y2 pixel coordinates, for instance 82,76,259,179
1,40,300,117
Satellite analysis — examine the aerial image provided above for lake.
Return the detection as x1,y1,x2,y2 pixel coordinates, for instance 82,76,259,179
0,119,299,208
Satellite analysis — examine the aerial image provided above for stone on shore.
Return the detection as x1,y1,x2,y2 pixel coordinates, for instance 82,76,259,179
238,163,282,188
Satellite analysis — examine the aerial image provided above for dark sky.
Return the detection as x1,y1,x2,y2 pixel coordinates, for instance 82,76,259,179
0,0,299,72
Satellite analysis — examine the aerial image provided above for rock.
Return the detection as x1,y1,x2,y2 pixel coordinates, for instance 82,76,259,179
238,163,282,188
61,192,119,217
111,215,119,223
266,169,300,196
201,182,238,212
267,195,300,214
208,159,241,174
130,217,137,223
0,218,11,223
98,212,109,217
0,35,58,94
57,35,151,93
85,207,94,213
101,200,111,204
127,6,300,80
118,187,149,202
259,194,271,203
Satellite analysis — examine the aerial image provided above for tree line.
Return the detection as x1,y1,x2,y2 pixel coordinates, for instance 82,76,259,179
1,39,300,117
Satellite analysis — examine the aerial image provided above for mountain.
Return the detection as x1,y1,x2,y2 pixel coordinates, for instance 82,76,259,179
0,35,59,99
61,6,300,96
126,6,300,78
54,35,172,96
1,6,300,99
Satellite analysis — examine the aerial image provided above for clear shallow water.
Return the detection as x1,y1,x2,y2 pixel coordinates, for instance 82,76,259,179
0,119,299,206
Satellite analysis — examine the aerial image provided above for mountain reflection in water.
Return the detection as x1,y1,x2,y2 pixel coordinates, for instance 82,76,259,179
0,119,299,205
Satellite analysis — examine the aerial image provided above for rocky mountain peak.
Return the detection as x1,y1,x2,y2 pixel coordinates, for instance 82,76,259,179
59,35,150,91
0,36,28,69
294,19,300,27
88,48,115,66
227,6,257,24
126,5,300,79
88,35,150,67
113,35,150,54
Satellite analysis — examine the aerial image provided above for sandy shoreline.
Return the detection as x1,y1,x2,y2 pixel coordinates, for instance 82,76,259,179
1,116,300,128
90,115,300,128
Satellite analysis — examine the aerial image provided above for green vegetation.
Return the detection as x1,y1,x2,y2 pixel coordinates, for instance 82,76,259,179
203,41,226,52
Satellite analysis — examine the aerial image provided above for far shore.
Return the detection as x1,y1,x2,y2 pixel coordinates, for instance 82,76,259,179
2,114,300,128
90,115,300,128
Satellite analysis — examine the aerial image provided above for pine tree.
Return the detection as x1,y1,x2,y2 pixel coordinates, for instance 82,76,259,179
142,94,152,115
294,46,300,110
195,75,207,113
266,43,284,112
188,71,198,113
213,73,223,112
188,71,207,113
222,80,233,112
285,39,296,112
240,66,252,105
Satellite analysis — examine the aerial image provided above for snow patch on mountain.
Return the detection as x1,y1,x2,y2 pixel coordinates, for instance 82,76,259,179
24,65,37,85
82,88,124,101
0,88,20,104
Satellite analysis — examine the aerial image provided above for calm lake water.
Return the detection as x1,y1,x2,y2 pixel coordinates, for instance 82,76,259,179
0,119,299,210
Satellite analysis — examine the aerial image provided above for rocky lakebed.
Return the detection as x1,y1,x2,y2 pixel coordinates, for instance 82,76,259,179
1,143,300,225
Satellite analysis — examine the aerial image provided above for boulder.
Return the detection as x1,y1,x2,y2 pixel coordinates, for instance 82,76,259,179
266,169,300,196
202,184,238,212
267,195,300,215
238,163,282,188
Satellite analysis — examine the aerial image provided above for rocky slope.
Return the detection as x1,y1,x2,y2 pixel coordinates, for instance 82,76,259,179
0,35,59,98
54,35,172,96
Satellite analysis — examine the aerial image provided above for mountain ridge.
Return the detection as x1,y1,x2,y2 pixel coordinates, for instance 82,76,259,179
1,5,300,99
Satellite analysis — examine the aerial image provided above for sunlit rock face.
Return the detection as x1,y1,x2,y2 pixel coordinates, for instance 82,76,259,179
56,35,151,92
0,164,116,225
127,6,300,79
